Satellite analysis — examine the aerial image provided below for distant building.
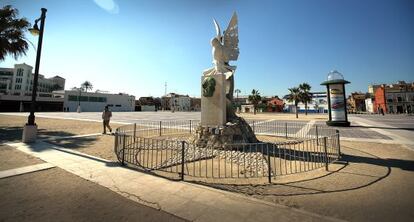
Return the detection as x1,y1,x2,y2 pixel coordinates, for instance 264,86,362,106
58,90,135,112
0,93,63,112
347,92,367,113
161,93,191,111
241,104,255,113
190,97,201,111
234,96,249,106
368,84,381,95
0,63,66,112
374,81,414,114
136,96,161,111
283,92,328,113
365,96,375,113
265,96,284,112
0,63,65,96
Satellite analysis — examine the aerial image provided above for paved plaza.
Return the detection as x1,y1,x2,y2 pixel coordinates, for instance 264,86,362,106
3,112,413,147
1,112,413,221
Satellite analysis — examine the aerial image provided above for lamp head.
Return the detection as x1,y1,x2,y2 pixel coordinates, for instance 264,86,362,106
28,23,40,36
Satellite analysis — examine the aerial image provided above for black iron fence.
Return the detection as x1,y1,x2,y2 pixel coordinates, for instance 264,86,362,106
114,120,341,183
116,120,200,138
115,119,336,140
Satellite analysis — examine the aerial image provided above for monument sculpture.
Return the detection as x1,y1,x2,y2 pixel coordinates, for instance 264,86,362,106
194,12,258,148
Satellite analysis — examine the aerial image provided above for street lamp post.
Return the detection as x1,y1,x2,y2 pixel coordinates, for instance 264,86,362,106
22,8,47,143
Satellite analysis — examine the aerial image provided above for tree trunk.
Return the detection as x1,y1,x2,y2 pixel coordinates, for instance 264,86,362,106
295,105,298,118
305,102,308,115
253,106,256,115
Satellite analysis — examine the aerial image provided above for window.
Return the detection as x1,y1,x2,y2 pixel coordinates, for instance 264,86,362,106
68,95,107,103
97,97,107,102
397,97,402,102
17,68,23,76
89,96,98,102
79,96,88,101
68,95,78,101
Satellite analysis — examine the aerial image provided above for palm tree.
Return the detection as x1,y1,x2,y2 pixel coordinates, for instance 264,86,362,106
287,87,301,118
235,89,241,99
299,83,312,115
0,5,31,61
81,81,93,92
248,89,261,115
314,103,320,113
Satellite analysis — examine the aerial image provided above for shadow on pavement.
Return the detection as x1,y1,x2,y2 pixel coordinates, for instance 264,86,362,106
0,127,22,143
0,127,89,144
192,146,396,197
342,153,414,171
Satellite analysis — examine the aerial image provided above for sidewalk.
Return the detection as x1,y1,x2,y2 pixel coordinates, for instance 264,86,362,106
8,141,341,222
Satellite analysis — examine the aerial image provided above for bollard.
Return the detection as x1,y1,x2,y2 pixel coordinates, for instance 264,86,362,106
181,141,185,181
336,129,341,158
189,120,192,134
323,137,328,171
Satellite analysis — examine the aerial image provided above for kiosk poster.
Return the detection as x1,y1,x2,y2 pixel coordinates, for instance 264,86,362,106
329,84,346,121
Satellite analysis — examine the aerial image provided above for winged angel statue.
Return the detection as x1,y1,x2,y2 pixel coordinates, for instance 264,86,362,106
203,12,239,120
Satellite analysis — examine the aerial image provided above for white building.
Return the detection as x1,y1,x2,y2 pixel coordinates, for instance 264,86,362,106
283,92,328,113
58,90,135,112
162,93,192,111
0,63,65,95
241,104,255,113
365,97,374,113
172,96,191,111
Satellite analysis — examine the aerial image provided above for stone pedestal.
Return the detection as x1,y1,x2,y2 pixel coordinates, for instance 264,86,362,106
191,117,258,148
22,124,37,143
201,74,226,127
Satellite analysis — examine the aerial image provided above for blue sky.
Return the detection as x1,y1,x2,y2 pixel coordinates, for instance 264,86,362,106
1,0,413,98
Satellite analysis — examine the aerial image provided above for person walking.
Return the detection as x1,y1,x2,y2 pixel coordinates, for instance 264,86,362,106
102,105,112,134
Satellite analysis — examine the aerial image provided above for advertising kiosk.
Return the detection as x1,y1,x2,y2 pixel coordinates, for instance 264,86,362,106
321,70,351,127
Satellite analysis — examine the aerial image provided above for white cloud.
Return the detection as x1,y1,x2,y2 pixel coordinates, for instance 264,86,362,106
93,0,119,14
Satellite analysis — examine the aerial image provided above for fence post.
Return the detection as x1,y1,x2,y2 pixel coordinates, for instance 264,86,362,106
267,144,272,184
336,129,341,158
114,131,118,152
189,120,192,134
159,121,162,136
323,137,328,171
252,120,255,133
316,125,319,145
285,122,288,139
181,141,185,181
133,123,136,143
122,134,126,166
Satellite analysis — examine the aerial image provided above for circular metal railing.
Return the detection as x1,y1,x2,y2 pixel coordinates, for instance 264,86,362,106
114,120,341,183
